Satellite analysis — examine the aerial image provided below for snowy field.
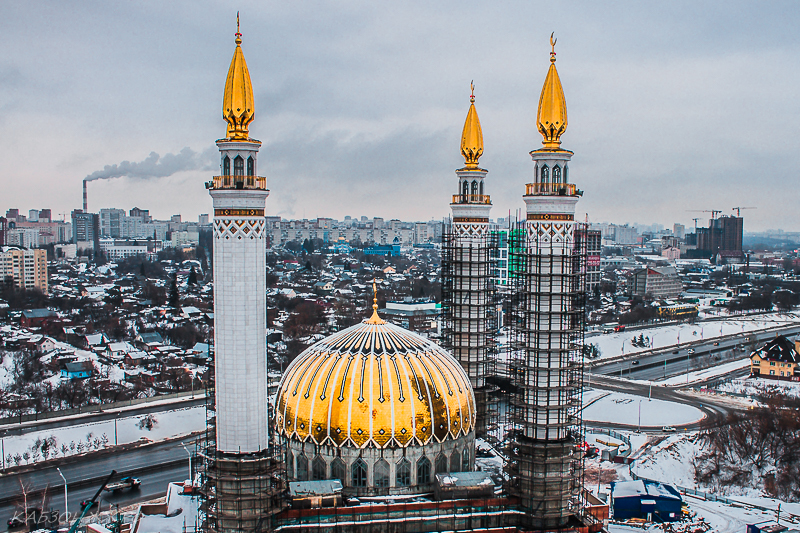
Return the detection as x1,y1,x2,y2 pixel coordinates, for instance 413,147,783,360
0,405,204,467
588,312,800,361
582,391,705,427
718,376,800,398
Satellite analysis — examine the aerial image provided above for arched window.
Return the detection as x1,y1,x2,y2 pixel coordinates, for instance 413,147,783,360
296,454,309,481
332,457,346,482
534,163,539,181
287,451,295,479
351,458,368,488
471,180,478,195
462,180,469,197
416,456,431,485
553,165,561,184
374,459,390,488
312,456,327,481
435,453,448,474
223,156,231,176
462,448,470,471
247,156,255,176
479,181,484,196
541,165,549,184
450,450,461,472
563,164,568,183
397,458,411,486
234,155,244,176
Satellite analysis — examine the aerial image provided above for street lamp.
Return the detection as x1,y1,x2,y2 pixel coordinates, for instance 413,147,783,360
180,443,192,483
56,467,68,518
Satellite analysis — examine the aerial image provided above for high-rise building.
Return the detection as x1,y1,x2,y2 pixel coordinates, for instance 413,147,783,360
72,210,100,253
201,23,282,533
0,247,48,293
695,215,743,259
0,217,6,246
505,39,585,529
441,86,497,439
99,208,125,237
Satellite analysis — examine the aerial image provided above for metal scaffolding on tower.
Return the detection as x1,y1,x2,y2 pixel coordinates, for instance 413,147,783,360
504,220,587,531
441,220,500,444
197,346,287,533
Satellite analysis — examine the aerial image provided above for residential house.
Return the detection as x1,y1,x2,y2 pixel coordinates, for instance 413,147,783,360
21,309,57,328
750,335,800,381
60,361,94,379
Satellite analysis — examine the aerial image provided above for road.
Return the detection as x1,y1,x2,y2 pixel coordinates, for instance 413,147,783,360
0,435,201,530
586,374,740,432
0,464,186,531
591,323,800,382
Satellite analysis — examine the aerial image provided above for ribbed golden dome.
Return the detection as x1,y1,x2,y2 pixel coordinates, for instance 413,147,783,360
222,16,255,141
275,319,475,449
460,83,484,170
537,34,568,150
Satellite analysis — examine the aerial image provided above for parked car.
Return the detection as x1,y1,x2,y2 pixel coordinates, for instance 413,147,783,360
713,341,720,346
687,349,695,354
662,426,676,432
631,360,639,365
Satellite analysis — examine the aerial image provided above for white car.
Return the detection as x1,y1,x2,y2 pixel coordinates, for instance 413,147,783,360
662,426,676,432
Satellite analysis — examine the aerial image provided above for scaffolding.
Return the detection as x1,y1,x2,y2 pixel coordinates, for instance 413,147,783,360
504,220,587,531
441,221,500,444
198,346,287,533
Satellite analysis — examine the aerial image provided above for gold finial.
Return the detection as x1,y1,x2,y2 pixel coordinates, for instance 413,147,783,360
536,34,567,149
235,12,241,45
222,14,255,140
365,279,386,324
460,82,484,170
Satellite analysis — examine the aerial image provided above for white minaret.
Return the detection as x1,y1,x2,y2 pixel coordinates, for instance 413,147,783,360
208,25,269,454
506,37,585,530
443,85,494,436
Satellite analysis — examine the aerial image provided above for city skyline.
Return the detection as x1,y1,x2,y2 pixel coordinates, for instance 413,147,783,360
2,1,799,231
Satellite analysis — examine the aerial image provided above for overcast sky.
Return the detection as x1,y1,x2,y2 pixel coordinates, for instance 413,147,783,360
2,1,798,232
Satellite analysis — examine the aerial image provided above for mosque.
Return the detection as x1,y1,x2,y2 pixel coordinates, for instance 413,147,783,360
193,19,604,533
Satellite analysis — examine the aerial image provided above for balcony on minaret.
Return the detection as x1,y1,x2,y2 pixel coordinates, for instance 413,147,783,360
524,182,581,197
206,175,267,190
452,194,491,205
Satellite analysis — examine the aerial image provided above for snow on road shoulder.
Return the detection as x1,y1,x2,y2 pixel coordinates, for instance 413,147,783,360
582,392,705,427
657,357,751,386
588,312,800,361
0,405,205,466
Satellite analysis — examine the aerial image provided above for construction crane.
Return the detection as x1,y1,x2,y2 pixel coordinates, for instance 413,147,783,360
732,206,756,216
692,218,700,230
67,470,116,533
687,209,722,220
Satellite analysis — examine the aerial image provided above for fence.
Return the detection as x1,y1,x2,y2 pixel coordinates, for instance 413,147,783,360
0,390,205,427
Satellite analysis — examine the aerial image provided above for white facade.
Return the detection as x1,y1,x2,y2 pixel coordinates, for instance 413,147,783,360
211,138,270,454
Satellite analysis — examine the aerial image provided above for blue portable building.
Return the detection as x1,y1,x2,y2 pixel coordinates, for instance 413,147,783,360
611,479,682,522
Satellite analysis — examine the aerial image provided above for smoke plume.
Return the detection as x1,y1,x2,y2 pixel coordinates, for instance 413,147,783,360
84,147,215,182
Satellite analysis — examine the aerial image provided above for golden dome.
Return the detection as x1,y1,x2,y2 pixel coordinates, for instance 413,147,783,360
460,82,484,170
222,15,255,141
275,319,476,449
536,34,568,150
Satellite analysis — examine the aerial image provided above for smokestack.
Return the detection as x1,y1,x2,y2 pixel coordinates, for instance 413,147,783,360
83,180,88,212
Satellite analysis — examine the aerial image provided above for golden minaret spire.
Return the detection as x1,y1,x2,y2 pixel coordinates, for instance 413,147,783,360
222,12,255,141
460,81,484,169
365,279,386,325
536,33,568,150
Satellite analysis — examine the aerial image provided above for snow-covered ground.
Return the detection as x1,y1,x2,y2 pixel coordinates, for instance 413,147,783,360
718,376,800,398
588,312,800,361
582,391,705,427
656,357,751,386
0,405,204,467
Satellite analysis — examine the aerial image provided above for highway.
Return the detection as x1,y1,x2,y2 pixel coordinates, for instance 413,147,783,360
0,436,200,531
590,323,800,382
